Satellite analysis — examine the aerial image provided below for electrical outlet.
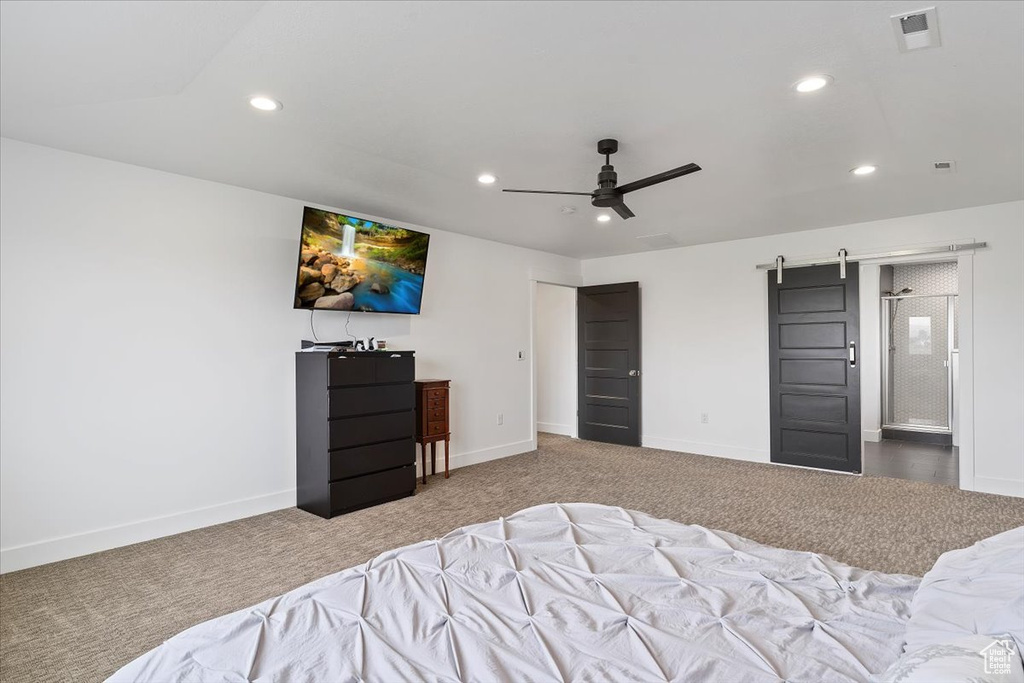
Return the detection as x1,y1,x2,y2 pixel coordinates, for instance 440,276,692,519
497,413,504,426
700,412,710,424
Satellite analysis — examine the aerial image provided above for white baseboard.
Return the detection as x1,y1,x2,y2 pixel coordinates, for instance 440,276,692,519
416,438,535,477
0,489,296,575
641,435,769,463
973,476,1024,499
537,422,574,437
3,439,540,575
862,429,882,443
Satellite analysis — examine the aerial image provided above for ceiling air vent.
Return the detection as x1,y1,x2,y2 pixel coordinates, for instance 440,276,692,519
892,7,941,52
635,233,678,249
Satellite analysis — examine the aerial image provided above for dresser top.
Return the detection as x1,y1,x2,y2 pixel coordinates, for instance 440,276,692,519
415,379,450,385
296,349,414,357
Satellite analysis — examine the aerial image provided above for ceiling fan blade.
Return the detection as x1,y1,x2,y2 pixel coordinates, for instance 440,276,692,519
612,203,635,220
502,189,594,196
617,163,701,195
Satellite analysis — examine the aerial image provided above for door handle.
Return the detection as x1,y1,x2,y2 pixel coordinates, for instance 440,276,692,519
629,370,641,377
849,341,857,367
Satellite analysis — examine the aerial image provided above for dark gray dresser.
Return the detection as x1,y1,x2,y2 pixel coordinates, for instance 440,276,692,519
295,350,416,518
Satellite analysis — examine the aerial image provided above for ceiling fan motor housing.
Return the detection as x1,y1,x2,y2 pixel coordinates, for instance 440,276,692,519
592,187,622,207
594,160,621,207
594,139,622,207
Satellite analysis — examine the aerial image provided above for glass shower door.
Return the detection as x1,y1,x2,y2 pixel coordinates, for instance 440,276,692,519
884,295,954,430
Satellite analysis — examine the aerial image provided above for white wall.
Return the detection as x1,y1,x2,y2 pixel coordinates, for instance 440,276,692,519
3,138,1021,574
0,139,581,572
534,283,576,436
581,201,1024,498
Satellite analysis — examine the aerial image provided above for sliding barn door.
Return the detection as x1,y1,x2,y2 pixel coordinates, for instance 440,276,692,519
577,282,641,446
768,265,861,472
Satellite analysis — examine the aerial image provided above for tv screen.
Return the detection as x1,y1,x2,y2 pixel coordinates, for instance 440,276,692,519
293,207,430,314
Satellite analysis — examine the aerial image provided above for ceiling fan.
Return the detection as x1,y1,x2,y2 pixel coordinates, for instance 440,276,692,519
502,139,701,220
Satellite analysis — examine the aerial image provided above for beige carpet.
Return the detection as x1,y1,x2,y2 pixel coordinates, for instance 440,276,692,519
3,434,1023,682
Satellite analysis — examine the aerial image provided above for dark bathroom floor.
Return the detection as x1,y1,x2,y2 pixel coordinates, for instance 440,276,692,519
863,438,959,486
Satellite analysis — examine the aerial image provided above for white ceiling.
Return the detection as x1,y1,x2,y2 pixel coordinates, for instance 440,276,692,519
2,1,1022,258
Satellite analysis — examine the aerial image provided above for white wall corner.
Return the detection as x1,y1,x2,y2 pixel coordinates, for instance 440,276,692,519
862,429,882,443
529,266,583,287
956,253,976,492
0,488,296,575
537,422,574,437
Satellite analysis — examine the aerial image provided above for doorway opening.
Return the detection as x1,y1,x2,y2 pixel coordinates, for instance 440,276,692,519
534,282,578,439
864,260,959,486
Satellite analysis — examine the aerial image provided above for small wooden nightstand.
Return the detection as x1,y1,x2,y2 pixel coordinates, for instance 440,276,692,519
414,379,450,484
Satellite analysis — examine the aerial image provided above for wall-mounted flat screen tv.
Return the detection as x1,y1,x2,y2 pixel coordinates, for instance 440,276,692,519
293,207,430,314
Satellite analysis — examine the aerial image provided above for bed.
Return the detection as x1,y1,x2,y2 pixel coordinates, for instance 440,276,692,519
108,503,1023,682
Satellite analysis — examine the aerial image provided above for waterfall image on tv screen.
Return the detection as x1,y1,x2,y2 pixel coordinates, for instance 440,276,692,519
293,207,430,314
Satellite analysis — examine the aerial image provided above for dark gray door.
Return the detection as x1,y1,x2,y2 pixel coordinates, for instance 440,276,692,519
768,264,861,472
577,282,641,446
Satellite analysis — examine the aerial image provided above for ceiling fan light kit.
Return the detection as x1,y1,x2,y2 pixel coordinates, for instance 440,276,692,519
502,138,701,220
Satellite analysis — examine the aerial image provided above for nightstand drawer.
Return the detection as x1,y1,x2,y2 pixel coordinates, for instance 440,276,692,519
330,411,414,449
426,420,447,436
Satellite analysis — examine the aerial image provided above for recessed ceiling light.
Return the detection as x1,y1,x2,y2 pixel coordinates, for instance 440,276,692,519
477,173,497,185
794,75,833,93
249,96,282,111
851,165,877,176
596,214,612,223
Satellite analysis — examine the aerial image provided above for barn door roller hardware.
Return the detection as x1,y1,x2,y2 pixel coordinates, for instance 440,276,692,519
757,241,986,279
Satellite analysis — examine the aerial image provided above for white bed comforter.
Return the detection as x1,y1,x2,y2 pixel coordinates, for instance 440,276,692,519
110,503,919,682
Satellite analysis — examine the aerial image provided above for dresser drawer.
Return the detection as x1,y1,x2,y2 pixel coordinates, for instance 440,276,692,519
330,411,414,449
330,465,415,513
327,356,376,386
427,408,446,421
328,354,414,387
330,438,414,481
375,355,415,384
427,388,447,399
329,384,414,418
426,398,445,411
426,420,447,436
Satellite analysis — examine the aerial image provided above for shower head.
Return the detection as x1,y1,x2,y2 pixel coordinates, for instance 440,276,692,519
898,287,913,295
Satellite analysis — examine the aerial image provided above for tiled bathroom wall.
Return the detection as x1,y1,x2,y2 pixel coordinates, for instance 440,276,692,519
886,261,958,428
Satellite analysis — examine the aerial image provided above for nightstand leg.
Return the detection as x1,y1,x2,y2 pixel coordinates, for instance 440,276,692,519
430,441,436,476
444,437,450,478
420,443,427,485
